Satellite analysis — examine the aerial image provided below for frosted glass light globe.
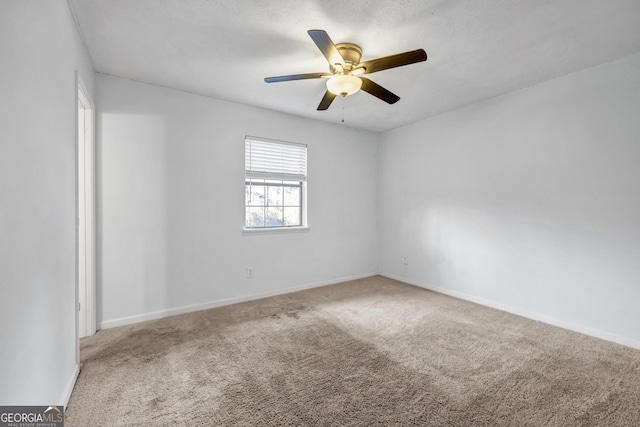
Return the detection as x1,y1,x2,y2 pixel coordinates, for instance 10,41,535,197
326,75,362,97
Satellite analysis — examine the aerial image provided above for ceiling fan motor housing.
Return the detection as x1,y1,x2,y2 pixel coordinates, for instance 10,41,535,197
334,43,362,72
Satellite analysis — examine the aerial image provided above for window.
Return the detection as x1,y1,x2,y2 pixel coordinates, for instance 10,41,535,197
245,136,307,229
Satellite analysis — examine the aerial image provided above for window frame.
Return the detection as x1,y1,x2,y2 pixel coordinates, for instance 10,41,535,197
243,136,309,234
245,178,304,228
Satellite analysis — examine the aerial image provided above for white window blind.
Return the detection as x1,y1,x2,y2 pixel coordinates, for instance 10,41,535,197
245,136,307,181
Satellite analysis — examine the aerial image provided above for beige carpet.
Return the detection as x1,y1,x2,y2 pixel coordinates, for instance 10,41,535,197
66,276,640,426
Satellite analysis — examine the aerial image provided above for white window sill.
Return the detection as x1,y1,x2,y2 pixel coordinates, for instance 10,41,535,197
242,226,310,236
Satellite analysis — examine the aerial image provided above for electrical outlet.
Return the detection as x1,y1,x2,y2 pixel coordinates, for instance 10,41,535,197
403,256,409,265
246,267,254,279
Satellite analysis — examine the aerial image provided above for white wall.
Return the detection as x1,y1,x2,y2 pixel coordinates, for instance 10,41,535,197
0,1,94,405
379,52,640,348
97,74,378,327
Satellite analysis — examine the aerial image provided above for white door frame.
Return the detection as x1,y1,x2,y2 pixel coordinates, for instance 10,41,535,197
76,72,96,359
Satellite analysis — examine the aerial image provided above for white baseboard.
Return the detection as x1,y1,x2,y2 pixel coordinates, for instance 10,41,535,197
100,272,378,330
382,273,640,350
61,363,80,407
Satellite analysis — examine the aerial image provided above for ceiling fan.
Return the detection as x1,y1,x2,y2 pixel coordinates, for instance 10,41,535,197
264,30,427,111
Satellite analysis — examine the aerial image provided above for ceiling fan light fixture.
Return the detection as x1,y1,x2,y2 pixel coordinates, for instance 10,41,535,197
265,30,427,110
326,74,362,97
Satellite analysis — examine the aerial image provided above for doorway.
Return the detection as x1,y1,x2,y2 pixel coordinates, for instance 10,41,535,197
77,74,96,345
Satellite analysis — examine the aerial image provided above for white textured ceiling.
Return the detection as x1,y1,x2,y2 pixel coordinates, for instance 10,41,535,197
68,0,640,132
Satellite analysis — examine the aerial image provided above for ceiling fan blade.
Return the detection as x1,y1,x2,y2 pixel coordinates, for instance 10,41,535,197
308,30,345,68
317,90,337,110
265,72,330,83
359,49,427,74
359,77,400,104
